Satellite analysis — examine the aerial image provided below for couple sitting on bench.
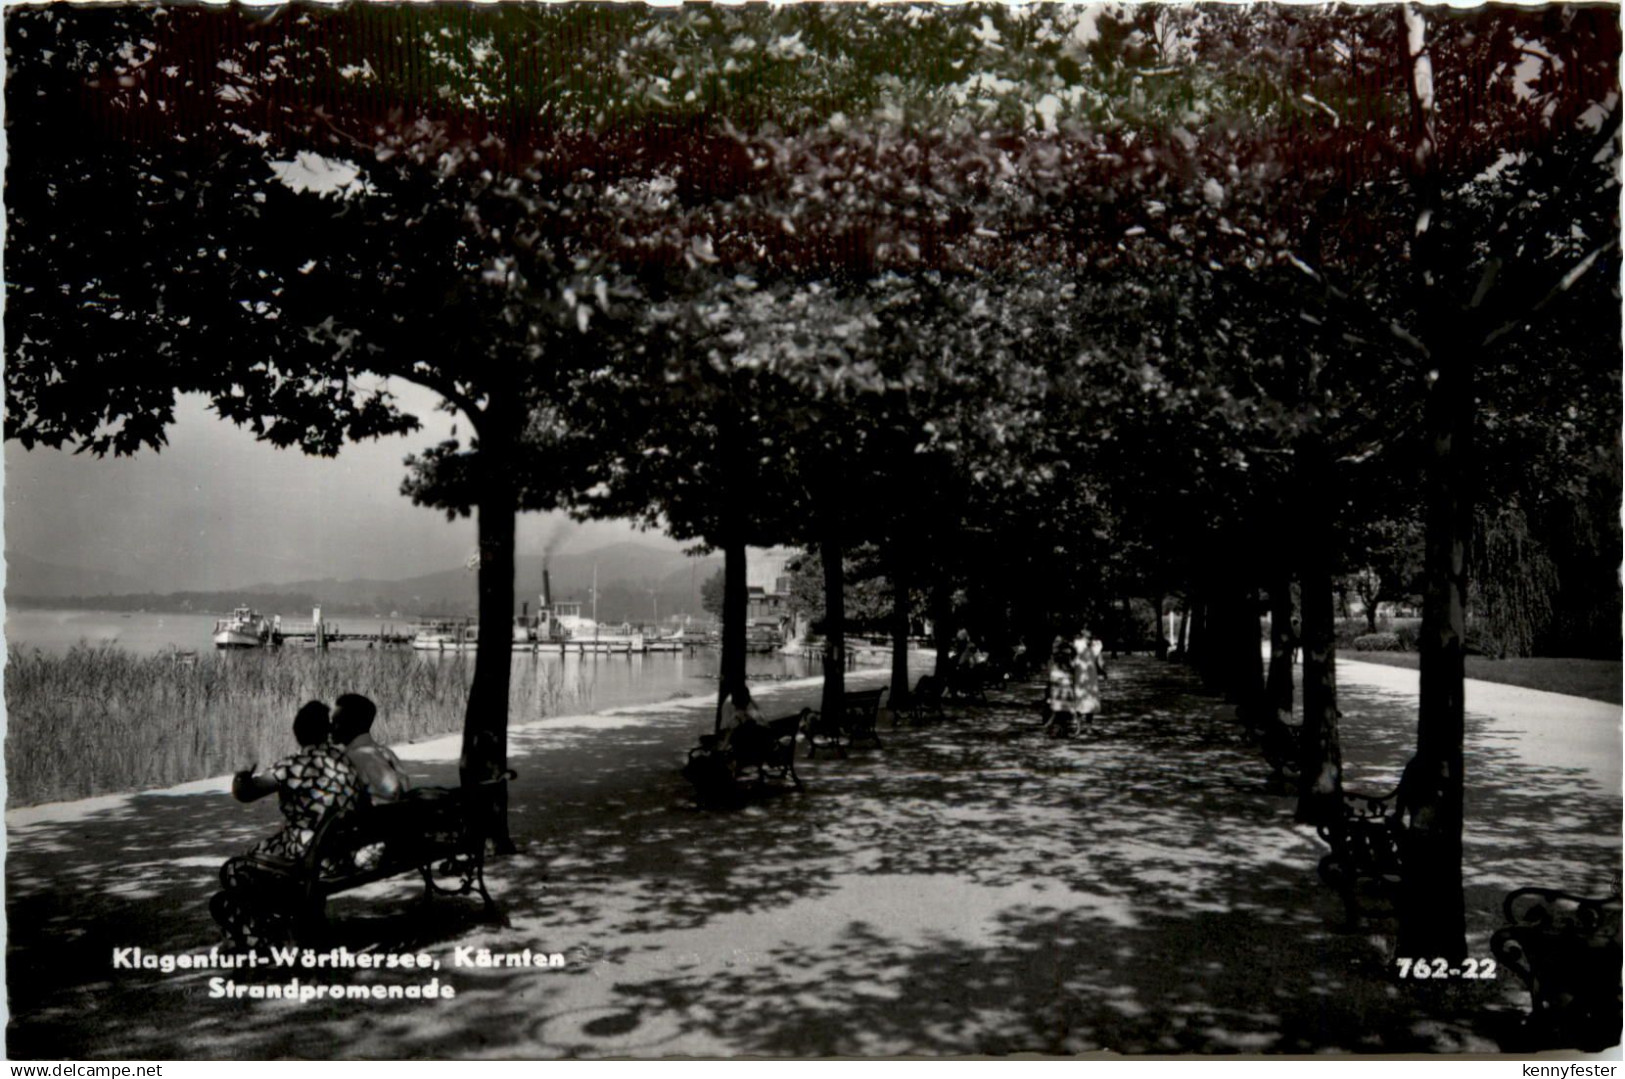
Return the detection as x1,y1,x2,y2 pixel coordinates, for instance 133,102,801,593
211,693,410,946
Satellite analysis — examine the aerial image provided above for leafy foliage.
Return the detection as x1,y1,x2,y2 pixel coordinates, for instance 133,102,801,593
6,5,1618,841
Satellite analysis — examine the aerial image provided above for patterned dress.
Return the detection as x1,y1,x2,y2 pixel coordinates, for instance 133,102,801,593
1048,639,1106,726
251,743,363,862
214,743,362,946
1048,641,1081,713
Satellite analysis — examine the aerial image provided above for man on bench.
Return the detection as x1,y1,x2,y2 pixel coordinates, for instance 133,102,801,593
335,693,410,806
333,692,412,868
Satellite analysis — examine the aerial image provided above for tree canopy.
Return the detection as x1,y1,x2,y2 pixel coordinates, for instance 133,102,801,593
7,3,1617,950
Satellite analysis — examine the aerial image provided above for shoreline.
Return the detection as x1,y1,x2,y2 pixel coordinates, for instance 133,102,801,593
3,640,901,812
4,667,897,828
11,657,1609,830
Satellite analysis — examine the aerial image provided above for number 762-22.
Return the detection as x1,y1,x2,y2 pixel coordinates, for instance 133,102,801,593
1395,957,1498,979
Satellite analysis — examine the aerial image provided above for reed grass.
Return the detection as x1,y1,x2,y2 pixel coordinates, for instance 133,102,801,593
4,645,595,808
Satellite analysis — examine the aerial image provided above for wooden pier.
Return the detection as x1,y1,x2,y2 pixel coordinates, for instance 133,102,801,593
260,609,706,654
520,639,700,655
273,623,416,649
412,637,705,655
270,630,702,654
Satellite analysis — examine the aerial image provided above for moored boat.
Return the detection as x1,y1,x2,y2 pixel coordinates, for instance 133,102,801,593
212,607,274,649
512,601,540,646
411,619,478,651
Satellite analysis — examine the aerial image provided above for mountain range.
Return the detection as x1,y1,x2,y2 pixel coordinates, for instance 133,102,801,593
4,552,154,599
6,543,724,623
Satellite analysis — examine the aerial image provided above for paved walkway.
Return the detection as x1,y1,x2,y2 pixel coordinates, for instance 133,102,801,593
1337,658,1621,798
1332,659,1620,902
5,659,1619,1058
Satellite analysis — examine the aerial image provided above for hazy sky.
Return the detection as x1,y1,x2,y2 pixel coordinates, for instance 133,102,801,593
3,381,683,592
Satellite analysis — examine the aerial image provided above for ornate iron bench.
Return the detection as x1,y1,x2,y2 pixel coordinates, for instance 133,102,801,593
215,771,514,944
1491,887,1623,1051
1315,765,1418,924
805,686,886,758
684,710,809,807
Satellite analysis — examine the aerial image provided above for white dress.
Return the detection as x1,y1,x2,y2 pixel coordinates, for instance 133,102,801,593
1073,638,1105,716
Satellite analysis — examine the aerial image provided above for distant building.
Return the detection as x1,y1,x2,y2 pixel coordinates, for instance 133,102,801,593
745,548,797,645
746,585,787,627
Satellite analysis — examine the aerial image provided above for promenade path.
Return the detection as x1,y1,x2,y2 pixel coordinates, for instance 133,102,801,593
5,657,1619,1058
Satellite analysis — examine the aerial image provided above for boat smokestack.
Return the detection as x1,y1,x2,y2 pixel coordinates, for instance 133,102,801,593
543,567,552,610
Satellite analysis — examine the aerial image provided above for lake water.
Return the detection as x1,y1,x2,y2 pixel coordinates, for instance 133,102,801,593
7,608,227,655
4,608,826,716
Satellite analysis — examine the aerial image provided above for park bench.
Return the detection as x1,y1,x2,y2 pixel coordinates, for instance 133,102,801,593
904,673,946,726
945,658,992,703
1491,887,1622,1051
684,710,809,807
1314,765,1419,924
217,772,514,945
805,686,887,758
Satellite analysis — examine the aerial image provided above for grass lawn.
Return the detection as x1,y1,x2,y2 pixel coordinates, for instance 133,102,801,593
1345,652,1622,705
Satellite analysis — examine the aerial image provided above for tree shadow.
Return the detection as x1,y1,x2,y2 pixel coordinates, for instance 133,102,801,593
6,662,1616,1057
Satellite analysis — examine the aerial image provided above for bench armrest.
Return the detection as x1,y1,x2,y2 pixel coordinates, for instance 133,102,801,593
1339,785,1403,820
1501,887,1623,935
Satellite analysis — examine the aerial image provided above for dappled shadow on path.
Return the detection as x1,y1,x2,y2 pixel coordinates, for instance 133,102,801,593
1332,676,1621,900
7,663,1616,1057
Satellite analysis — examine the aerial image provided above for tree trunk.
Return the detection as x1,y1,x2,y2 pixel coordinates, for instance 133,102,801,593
1267,571,1296,721
933,576,953,677
461,437,517,855
1196,574,1258,703
819,527,847,718
1399,337,1472,962
1208,586,1233,693
1223,582,1264,716
1185,591,1205,667
1396,3,1468,963
714,533,748,733
1296,484,1344,825
1175,597,1191,657
889,543,911,710
1153,594,1169,660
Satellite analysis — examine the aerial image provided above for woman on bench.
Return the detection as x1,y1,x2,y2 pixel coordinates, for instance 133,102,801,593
210,700,363,947
717,683,777,769
684,682,777,803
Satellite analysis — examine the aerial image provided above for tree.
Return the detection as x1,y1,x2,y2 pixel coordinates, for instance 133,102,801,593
1347,517,1424,633
698,568,727,621
1118,3,1618,952
6,5,674,846
1383,3,1620,961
